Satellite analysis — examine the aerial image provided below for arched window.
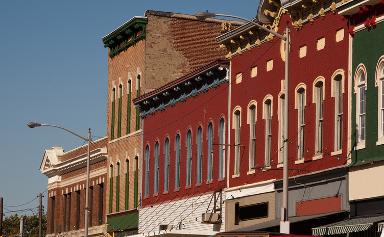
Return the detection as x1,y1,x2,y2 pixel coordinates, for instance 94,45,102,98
196,127,203,184
355,66,367,146
164,138,170,193
109,164,113,213
186,130,192,187
296,87,306,160
111,88,116,140
218,118,226,179
264,99,272,167
125,159,129,210
233,109,241,175
314,80,324,155
377,59,384,142
154,142,160,194
116,162,120,212
207,122,213,182
127,79,132,134
334,74,343,151
144,146,150,197
248,104,256,171
117,84,123,138
135,74,141,131
175,134,181,190
278,94,285,164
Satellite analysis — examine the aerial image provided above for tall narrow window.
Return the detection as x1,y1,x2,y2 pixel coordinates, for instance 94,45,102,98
111,88,116,140
98,183,104,225
175,134,181,190
125,159,129,210
164,138,170,193
127,80,132,134
186,130,192,187
154,142,159,194
264,100,272,167
135,74,141,131
234,110,241,175
116,162,120,212
76,191,80,229
207,122,213,182
218,118,225,179
196,127,203,184
134,156,138,208
334,75,343,151
297,88,306,160
109,165,113,213
144,146,150,197
89,186,93,226
278,94,285,164
248,105,256,171
356,68,367,145
117,84,123,138
377,61,384,141
315,81,324,154
50,197,55,233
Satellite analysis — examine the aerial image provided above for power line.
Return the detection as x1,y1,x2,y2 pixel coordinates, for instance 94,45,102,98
5,196,38,208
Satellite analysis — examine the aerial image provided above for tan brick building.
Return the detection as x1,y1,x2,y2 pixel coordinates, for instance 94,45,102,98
102,10,235,236
41,137,108,237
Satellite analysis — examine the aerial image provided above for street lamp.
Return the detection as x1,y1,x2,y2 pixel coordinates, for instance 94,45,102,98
196,11,291,234
28,122,92,237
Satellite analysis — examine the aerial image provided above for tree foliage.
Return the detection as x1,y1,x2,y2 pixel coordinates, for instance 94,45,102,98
2,213,46,237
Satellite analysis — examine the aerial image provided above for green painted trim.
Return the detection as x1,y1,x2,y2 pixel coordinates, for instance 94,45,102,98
102,17,147,47
106,210,138,232
135,78,141,131
125,160,130,210
134,169,138,208
117,97,122,138
111,100,115,140
116,175,120,212
127,93,131,134
109,177,113,213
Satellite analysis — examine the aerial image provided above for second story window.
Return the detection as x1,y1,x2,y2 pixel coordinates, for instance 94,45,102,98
135,74,141,131
297,87,306,160
127,79,132,134
248,104,256,171
207,122,213,182
377,59,384,142
186,130,192,187
117,84,123,138
175,134,181,190
315,81,324,155
334,74,343,151
196,127,203,184
264,99,272,167
154,142,159,194
164,138,170,193
111,88,116,140
218,118,226,179
355,66,367,146
278,94,285,164
234,109,241,175
144,145,150,197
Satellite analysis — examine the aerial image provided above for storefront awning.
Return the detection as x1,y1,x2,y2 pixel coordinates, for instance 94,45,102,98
312,215,384,235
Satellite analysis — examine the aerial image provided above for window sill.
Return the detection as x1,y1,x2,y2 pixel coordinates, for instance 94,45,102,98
218,177,225,182
277,163,283,168
262,166,271,171
232,174,240,178
174,188,180,192
196,183,202,187
355,142,366,150
163,191,168,195
185,186,191,190
206,180,213,184
331,150,342,156
247,170,256,175
312,154,323,160
376,137,384,146
153,193,158,197
294,159,304,164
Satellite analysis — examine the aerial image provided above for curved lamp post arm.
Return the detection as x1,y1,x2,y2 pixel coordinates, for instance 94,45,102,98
195,12,286,40
27,122,89,142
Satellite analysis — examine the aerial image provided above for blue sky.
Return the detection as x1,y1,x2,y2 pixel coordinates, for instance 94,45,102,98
0,0,258,215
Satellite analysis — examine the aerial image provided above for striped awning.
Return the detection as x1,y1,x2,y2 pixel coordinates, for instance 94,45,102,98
312,215,384,236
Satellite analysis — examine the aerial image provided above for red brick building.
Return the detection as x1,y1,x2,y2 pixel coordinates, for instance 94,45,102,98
40,137,108,236
135,60,229,236
102,10,237,236
217,0,351,233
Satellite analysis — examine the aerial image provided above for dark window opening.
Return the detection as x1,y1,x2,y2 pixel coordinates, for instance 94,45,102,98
235,202,268,224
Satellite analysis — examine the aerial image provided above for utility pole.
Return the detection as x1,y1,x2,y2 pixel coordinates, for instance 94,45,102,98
0,197,3,237
19,216,24,237
38,193,43,237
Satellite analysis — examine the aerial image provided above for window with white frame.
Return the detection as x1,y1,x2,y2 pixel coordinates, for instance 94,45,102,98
175,134,181,190
144,145,150,197
248,104,256,171
264,99,272,167
234,110,241,175
164,138,170,193
207,122,213,182
334,75,343,151
196,126,203,184
315,81,324,154
297,88,306,160
278,94,285,164
186,130,192,187
218,118,225,179
356,68,367,145
154,142,159,194
377,60,384,141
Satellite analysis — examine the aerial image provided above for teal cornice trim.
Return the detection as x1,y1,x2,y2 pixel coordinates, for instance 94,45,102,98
102,17,147,57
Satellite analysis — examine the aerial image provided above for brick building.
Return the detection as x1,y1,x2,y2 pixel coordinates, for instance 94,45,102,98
135,60,229,236
102,10,236,236
40,137,108,237
216,0,351,234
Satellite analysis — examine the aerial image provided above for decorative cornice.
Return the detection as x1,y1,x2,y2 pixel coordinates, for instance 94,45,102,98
102,17,147,58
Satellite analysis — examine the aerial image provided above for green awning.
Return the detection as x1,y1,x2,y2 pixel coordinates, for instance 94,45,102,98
312,215,384,236
107,210,138,232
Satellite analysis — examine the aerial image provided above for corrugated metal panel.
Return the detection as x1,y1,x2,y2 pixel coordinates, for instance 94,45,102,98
139,192,225,236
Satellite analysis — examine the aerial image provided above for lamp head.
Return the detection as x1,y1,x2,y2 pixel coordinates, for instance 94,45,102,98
195,11,217,20
27,122,42,128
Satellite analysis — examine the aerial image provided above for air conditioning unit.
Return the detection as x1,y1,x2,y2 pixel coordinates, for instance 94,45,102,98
159,224,173,231
202,212,221,224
